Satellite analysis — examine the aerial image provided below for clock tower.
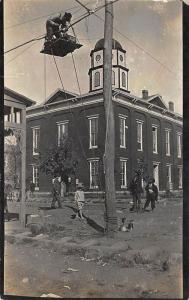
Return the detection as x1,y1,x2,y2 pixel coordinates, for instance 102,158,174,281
88,38,129,92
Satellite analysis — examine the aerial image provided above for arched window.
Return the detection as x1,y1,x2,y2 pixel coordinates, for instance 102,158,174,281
122,72,126,88
112,70,115,85
94,71,100,87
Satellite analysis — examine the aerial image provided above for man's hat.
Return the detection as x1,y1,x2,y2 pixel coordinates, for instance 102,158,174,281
63,12,72,20
149,178,155,183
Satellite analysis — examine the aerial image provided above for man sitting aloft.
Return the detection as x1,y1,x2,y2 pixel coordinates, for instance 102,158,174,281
46,12,72,42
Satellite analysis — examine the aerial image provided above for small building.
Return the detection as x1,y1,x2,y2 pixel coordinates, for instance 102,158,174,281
26,39,183,195
4,87,35,223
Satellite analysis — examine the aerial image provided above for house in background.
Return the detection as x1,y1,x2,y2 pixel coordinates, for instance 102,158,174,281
4,87,35,205
26,39,183,195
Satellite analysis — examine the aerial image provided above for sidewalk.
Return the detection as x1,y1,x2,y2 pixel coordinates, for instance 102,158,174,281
5,220,24,234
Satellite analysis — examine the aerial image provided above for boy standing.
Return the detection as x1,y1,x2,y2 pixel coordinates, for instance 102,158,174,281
143,178,158,211
75,183,85,219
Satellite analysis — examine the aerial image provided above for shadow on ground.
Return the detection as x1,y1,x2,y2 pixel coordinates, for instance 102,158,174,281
66,205,105,233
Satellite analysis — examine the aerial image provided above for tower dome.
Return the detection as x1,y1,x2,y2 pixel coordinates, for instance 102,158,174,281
94,38,123,51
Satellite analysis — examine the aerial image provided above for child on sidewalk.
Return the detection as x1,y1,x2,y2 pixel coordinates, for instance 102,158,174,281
75,183,85,219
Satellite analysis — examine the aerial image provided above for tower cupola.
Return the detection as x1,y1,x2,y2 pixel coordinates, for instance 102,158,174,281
88,38,129,92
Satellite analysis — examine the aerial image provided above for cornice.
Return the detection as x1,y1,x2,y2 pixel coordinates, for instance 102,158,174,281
88,65,129,75
26,91,182,126
90,47,126,57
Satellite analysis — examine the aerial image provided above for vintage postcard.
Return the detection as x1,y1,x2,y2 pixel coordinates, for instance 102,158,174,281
3,0,185,298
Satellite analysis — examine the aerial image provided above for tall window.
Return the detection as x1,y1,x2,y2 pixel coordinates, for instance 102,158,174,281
119,116,127,148
112,70,115,85
94,71,100,87
152,126,158,153
165,130,171,156
4,106,11,122
122,72,126,87
32,165,39,191
177,133,182,158
57,121,69,146
178,166,182,189
32,127,40,155
89,159,99,189
89,116,98,149
166,164,172,185
120,159,127,188
14,108,21,124
137,121,143,151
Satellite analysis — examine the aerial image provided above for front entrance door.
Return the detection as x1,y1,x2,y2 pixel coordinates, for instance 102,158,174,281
153,164,159,189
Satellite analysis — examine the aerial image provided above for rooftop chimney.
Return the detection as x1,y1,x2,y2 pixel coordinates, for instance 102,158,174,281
168,101,174,112
142,89,149,100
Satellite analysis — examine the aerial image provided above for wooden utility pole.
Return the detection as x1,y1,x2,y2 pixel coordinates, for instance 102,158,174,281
20,109,26,227
103,0,117,235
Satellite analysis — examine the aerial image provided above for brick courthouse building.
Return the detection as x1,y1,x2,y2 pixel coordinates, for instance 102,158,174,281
26,39,183,194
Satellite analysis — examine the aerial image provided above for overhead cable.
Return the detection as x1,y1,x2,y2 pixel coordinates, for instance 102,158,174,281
75,0,179,78
5,40,39,65
5,3,84,30
4,0,119,54
93,11,179,77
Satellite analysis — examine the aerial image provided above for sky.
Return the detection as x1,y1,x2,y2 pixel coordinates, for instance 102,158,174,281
4,0,182,114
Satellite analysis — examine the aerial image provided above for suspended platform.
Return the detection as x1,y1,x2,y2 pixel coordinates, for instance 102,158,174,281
41,35,83,58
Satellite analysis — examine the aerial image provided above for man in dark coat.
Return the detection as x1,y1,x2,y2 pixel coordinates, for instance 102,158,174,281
129,169,143,212
46,12,72,41
51,176,62,209
143,178,158,211
30,181,35,196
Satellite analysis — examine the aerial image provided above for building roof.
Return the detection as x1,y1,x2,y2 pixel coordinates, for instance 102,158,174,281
44,88,78,105
4,87,36,107
26,87,182,125
147,94,168,110
112,88,182,120
94,38,123,51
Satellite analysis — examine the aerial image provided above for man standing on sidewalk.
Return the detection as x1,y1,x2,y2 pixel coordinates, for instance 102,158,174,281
129,169,143,213
51,175,62,209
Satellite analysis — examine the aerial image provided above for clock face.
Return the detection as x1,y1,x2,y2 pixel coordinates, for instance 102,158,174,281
96,54,101,62
120,55,123,62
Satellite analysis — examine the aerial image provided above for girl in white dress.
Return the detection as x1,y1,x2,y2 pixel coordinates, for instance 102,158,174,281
75,183,85,219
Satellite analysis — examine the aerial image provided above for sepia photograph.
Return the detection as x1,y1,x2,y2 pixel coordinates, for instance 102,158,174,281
3,0,184,298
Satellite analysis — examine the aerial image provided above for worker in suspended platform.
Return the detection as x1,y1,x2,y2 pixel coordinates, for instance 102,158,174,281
46,12,72,42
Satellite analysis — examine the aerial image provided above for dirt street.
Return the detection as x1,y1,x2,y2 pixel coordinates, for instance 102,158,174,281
4,197,183,298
